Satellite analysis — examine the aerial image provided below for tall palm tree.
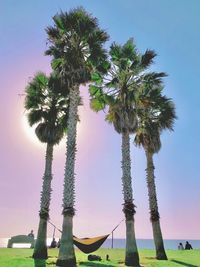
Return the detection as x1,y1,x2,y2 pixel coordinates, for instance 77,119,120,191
25,72,69,259
45,7,109,266
90,39,165,267
134,85,176,259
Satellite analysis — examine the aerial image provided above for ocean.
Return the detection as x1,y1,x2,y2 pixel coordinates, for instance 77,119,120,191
0,238,200,250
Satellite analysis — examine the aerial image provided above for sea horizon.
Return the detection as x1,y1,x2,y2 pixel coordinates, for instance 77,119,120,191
1,237,200,250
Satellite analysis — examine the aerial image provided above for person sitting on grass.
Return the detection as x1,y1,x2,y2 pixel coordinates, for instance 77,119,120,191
50,238,57,248
178,242,184,250
185,241,193,250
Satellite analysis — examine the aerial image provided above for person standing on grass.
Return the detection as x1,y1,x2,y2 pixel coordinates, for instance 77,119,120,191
28,230,34,238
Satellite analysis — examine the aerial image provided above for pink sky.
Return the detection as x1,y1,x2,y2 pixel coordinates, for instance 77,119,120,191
1,80,199,239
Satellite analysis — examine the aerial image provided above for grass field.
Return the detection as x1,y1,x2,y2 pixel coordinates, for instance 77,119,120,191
0,248,199,267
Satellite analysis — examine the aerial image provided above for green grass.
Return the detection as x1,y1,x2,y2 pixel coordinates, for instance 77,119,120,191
0,248,199,267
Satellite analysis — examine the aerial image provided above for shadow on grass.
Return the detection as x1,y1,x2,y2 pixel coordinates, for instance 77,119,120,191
171,260,199,267
79,261,116,267
145,257,156,260
46,261,56,266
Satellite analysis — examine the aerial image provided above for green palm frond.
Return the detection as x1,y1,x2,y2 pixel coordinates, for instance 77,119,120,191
25,72,48,110
157,96,176,131
142,72,167,87
121,38,137,60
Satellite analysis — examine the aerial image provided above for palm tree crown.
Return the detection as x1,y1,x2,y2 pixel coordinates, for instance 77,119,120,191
25,72,69,145
90,38,166,132
46,7,109,87
134,85,176,153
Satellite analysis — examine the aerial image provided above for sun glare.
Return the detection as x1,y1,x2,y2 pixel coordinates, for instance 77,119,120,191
21,113,84,149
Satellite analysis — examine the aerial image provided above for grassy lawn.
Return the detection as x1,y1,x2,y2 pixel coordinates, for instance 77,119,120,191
0,248,199,267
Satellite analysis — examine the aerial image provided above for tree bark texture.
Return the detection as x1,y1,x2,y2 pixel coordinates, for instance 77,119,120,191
56,215,76,267
33,143,53,259
122,131,140,267
145,150,167,260
57,86,79,267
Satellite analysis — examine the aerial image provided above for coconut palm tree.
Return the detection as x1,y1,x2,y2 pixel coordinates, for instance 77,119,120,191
90,39,166,266
45,7,109,266
134,85,176,259
25,72,69,259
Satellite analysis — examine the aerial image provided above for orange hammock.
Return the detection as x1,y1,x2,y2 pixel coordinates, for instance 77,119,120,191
73,234,109,253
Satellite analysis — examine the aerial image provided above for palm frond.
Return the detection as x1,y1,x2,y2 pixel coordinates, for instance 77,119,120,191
27,110,44,126
141,49,157,68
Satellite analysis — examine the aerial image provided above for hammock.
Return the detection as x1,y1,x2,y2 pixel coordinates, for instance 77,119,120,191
48,220,123,254
73,234,109,253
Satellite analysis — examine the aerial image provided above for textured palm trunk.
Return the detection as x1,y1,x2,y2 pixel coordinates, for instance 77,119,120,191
145,149,167,260
33,143,53,259
34,259,46,267
56,86,79,267
122,132,140,267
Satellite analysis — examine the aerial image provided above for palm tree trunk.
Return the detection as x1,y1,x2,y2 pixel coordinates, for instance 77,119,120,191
122,131,140,267
34,259,46,267
145,149,167,260
33,143,53,259
57,86,79,267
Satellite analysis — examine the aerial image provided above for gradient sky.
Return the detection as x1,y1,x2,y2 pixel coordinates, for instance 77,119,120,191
1,0,200,240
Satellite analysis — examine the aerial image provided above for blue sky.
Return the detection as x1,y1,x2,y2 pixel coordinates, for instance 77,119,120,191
1,0,200,240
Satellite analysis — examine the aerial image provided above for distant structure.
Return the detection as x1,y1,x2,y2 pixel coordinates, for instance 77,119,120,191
7,235,35,248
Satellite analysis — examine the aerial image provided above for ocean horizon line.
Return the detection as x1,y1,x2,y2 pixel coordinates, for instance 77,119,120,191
1,237,200,240
1,237,200,250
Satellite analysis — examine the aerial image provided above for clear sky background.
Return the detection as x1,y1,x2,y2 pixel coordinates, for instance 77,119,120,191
1,0,200,240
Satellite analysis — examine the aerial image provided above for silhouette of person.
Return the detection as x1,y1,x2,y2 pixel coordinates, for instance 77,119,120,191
185,241,193,250
178,242,184,250
106,254,110,261
28,230,34,238
57,239,61,248
50,238,57,248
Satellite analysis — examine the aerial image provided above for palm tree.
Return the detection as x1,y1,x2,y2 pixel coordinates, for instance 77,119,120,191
90,39,166,266
45,7,109,266
106,101,139,267
25,72,69,259
134,85,176,259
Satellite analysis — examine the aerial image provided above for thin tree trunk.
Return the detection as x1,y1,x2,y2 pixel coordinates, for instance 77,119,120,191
33,143,53,259
122,131,140,267
57,86,79,267
145,149,167,260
